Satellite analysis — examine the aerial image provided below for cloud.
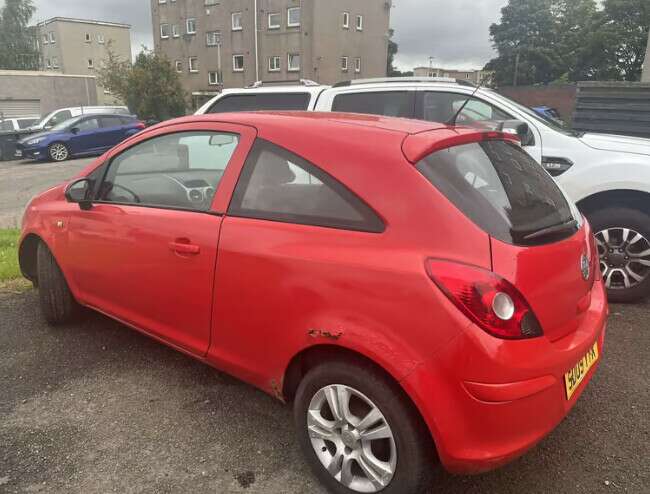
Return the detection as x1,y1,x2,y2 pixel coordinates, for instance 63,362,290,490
27,0,507,70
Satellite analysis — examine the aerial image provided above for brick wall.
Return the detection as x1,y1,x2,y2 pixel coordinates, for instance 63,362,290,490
497,84,577,125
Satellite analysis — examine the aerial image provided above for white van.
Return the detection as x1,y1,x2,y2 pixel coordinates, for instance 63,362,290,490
28,105,130,132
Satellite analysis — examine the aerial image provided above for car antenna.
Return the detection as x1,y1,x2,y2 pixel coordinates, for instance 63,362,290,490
446,77,484,127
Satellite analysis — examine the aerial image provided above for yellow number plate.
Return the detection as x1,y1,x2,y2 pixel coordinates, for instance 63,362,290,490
564,342,599,400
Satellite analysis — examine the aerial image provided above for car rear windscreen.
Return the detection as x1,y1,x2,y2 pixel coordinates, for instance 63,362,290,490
207,93,311,113
416,140,577,246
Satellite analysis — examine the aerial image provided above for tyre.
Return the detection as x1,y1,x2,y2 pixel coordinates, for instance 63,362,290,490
294,360,433,494
48,142,70,162
588,207,650,303
37,242,79,324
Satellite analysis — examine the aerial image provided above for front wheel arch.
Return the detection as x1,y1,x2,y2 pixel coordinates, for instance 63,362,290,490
18,233,44,283
577,189,650,218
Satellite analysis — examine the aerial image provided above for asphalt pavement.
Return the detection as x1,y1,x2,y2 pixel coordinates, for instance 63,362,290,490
0,288,648,494
0,158,93,228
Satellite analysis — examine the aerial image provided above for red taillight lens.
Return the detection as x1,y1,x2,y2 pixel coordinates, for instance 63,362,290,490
425,259,543,340
136,121,146,129
589,233,601,283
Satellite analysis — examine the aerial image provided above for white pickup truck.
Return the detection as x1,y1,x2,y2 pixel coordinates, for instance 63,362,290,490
198,78,650,302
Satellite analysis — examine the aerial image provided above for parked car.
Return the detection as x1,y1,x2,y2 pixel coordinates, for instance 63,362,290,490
0,116,40,132
19,112,607,494
198,77,650,302
26,105,130,132
16,114,145,162
532,105,565,126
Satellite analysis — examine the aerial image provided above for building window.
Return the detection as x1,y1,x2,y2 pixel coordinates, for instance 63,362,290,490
87,58,94,69
97,34,105,44
268,12,281,29
158,0,166,3
175,60,182,72
206,31,220,46
42,34,49,45
49,32,56,43
205,0,219,5
356,15,363,31
287,7,300,27
85,33,91,43
342,12,350,29
172,24,179,37
355,57,361,73
52,56,59,69
233,54,244,71
45,58,51,69
341,56,348,72
160,23,170,38
288,53,300,72
232,12,242,31
269,56,281,72
189,56,198,72
186,18,197,34
208,71,219,85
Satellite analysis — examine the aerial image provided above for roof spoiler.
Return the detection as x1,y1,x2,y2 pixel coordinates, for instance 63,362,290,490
402,129,520,164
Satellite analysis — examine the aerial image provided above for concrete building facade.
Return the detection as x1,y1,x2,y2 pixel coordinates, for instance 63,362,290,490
413,66,492,85
151,0,392,108
37,17,132,105
0,70,97,119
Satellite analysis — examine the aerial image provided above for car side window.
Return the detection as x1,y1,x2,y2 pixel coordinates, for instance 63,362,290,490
419,92,512,124
96,131,239,211
229,139,384,233
331,91,414,118
100,116,124,128
75,118,100,132
208,93,311,113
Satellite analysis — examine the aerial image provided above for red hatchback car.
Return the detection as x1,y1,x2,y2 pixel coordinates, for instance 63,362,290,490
19,113,607,494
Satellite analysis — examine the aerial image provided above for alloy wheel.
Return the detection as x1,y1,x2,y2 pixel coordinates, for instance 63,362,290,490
49,143,69,161
307,384,397,493
596,227,650,290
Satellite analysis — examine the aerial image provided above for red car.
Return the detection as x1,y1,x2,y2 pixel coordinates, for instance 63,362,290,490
19,112,607,494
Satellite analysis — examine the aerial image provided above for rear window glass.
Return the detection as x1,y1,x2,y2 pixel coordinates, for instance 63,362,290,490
332,91,414,118
207,93,310,113
416,141,577,245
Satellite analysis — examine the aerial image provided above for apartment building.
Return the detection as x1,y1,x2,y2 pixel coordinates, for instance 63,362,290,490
413,66,493,85
37,17,132,105
151,0,392,107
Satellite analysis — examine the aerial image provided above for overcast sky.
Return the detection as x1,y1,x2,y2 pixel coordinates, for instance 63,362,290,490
27,0,508,71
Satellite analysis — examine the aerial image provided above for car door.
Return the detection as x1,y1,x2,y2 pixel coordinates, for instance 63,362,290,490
64,122,256,356
68,116,102,154
97,116,129,150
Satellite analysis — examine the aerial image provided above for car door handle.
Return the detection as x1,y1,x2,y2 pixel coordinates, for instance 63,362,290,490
169,240,200,255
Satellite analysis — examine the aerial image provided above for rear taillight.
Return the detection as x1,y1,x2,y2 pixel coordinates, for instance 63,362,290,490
136,121,146,129
589,233,601,283
425,259,543,340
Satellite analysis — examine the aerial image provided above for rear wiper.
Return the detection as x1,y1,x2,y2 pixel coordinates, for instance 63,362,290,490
522,219,578,241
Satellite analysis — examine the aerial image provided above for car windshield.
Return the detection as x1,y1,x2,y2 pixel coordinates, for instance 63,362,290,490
50,116,81,132
490,91,581,137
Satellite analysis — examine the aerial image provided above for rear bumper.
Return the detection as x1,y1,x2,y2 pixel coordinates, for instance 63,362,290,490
403,280,608,474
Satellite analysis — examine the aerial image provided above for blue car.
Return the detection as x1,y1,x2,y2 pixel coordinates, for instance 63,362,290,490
17,114,144,162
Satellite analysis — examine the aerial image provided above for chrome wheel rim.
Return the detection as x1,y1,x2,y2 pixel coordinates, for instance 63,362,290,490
307,384,397,493
50,144,68,161
596,227,650,290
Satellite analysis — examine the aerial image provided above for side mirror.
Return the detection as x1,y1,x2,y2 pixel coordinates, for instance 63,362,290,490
499,120,534,146
64,178,93,210
70,127,80,135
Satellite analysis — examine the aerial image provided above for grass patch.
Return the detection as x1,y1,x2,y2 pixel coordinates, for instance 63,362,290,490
0,228,21,282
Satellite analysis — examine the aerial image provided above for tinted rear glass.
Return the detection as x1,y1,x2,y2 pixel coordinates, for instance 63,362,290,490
331,91,414,118
207,93,310,113
416,141,577,246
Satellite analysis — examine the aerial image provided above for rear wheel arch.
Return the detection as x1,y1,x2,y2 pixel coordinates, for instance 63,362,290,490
577,189,650,218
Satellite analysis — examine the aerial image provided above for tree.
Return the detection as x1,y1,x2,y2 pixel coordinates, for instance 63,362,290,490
600,0,650,81
387,29,399,76
97,47,187,121
0,0,40,70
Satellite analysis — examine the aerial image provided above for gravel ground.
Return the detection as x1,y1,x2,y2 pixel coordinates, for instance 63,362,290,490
0,289,648,494
0,158,92,228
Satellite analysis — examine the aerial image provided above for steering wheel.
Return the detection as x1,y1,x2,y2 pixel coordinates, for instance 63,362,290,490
110,183,142,203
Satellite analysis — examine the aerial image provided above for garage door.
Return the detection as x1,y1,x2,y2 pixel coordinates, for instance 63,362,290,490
0,99,41,118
